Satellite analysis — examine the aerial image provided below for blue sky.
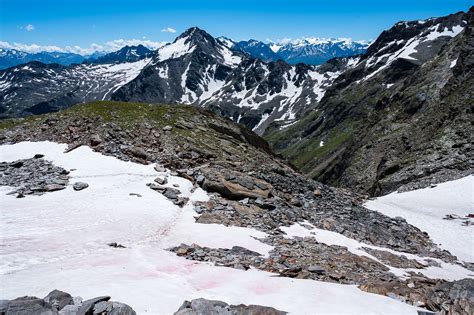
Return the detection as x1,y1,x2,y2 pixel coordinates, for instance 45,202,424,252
0,0,471,54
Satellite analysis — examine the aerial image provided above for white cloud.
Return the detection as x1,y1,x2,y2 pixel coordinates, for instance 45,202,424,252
161,27,176,33
0,39,167,55
105,39,166,51
25,24,35,31
0,41,62,53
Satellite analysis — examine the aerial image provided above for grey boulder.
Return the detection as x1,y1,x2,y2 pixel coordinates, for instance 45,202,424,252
73,182,89,191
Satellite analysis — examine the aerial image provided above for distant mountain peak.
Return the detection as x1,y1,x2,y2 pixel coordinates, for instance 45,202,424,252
233,37,370,65
90,45,152,64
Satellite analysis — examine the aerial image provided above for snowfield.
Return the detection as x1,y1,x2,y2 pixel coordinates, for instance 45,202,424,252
0,141,457,314
365,176,474,264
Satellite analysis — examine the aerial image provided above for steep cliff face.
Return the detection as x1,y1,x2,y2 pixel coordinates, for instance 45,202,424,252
265,9,473,195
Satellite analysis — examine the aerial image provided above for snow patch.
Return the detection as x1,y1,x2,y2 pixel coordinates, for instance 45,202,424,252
158,37,195,61
365,175,474,263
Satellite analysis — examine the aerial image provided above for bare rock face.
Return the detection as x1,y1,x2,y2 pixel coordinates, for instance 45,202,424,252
424,279,474,315
174,298,287,315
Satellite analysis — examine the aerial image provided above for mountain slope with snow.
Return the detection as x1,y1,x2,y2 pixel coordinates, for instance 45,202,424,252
0,58,151,117
0,27,349,134
112,27,350,134
265,8,472,195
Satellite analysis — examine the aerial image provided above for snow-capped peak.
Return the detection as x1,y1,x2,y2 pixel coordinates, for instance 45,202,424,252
216,36,236,49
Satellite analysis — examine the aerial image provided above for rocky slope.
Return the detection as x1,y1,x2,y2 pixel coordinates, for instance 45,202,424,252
265,8,473,196
0,27,350,134
0,101,472,314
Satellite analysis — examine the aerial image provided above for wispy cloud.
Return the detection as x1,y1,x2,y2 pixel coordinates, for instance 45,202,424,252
0,39,167,55
25,24,35,31
161,27,176,33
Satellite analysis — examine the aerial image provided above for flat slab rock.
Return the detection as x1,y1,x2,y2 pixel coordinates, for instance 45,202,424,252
174,298,287,315
0,290,136,315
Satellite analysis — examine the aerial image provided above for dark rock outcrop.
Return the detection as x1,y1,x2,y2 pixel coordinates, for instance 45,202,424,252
0,290,135,315
174,298,286,315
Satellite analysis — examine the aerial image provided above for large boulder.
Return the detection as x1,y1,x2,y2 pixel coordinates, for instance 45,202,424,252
199,168,273,200
3,296,55,315
43,290,73,311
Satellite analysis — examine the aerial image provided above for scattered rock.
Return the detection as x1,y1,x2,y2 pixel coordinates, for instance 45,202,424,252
163,187,181,200
44,184,67,192
73,182,89,191
129,193,142,197
307,265,325,274
0,158,69,197
108,242,126,248
128,147,148,160
163,125,173,131
154,177,167,185
154,164,166,172
89,134,102,146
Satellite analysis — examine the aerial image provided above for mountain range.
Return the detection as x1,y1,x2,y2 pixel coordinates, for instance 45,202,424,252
0,8,471,195
0,27,354,134
0,45,154,69
231,37,370,64
0,36,369,70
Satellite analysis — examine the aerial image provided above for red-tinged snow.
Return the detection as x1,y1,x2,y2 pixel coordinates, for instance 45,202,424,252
365,176,474,264
0,141,424,314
